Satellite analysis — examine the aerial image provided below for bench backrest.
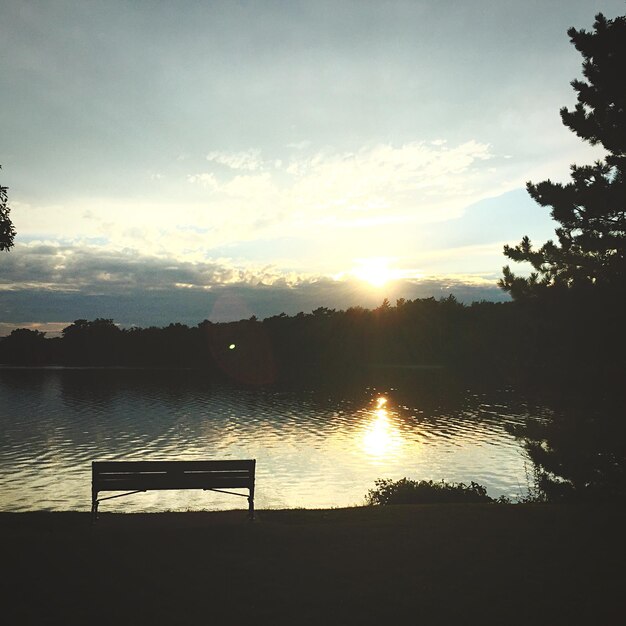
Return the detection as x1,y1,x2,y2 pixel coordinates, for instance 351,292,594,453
92,460,255,493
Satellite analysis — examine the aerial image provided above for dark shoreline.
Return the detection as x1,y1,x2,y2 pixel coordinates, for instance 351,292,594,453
4,505,625,625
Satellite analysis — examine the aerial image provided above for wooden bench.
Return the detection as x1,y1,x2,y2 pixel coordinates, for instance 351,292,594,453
91,459,255,521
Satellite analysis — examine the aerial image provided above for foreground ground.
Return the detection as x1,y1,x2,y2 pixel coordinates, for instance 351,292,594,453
3,504,625,625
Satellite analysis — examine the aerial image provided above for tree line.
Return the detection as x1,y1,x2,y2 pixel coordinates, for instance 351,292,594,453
1,293,622,391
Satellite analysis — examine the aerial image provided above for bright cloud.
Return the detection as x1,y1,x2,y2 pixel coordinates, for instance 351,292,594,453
183,140,501,250
190,141,496,226
18,139,503,263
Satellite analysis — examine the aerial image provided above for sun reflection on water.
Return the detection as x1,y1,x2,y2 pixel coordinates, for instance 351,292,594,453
361,396,404,460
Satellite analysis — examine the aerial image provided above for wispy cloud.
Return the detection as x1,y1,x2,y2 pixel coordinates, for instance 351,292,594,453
181,140,502,256
16,139,504,264
205,149,263,171
190,141,496,229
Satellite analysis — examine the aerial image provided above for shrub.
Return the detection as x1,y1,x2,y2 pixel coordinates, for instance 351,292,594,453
365,478,494,505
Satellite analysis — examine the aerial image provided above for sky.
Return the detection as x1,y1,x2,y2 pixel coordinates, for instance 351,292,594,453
1,0,622,334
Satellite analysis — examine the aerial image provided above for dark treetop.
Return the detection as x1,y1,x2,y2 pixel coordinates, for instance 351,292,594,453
500,13,626,300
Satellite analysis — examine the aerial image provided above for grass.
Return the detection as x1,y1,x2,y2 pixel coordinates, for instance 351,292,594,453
3,504,625,625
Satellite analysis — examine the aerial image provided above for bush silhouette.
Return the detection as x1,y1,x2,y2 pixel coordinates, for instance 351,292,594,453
366,478,493,505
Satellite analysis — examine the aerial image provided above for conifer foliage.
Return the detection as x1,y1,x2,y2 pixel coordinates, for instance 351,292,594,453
0,165,16,252
500,13,626,299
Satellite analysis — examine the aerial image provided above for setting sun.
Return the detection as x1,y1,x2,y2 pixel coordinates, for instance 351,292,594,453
349,258,422,288
352,258,394,287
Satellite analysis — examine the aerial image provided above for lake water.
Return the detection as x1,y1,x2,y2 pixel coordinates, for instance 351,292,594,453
0,367,549,512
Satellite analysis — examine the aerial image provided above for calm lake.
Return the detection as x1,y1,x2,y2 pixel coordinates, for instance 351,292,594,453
0,367,551,512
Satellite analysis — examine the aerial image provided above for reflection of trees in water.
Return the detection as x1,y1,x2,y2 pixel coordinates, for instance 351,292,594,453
510,396,626,502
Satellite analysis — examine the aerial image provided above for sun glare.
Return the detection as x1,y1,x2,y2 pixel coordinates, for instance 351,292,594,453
352,258,393,287
349,258,422,288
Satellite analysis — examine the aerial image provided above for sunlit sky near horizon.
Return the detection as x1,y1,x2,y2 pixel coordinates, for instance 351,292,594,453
1,0,622,334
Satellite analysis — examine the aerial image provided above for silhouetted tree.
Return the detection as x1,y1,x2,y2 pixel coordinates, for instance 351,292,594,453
509,396,626,502
0,329,47,364
62,318,123,365
0,165,16,252
500,13,626,299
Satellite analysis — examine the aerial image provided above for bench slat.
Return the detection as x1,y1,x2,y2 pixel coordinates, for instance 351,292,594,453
96,470,252,480
93,460,255,473
95,470,254,480
96,476,253,491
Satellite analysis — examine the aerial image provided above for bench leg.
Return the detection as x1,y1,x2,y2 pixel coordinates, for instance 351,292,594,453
248,494,255,521
91,497,98,523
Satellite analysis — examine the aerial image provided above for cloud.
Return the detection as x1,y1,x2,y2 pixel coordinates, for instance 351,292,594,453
0,242,508,332
190,140,496,229
6,142,537,328
177,139,504,260
0,242,300,294
15,139,512,267
4,180,548,333
205,149,263,171
0,277,508,332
